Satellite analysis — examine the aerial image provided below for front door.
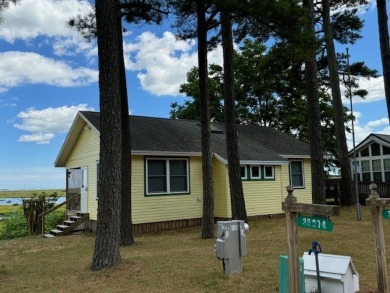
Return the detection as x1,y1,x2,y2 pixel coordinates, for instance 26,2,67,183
80,167,88,213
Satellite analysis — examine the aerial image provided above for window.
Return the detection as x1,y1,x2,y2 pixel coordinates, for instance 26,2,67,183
96,162,100,199
146,158,189,195
250,166,261,179
240,166,247,179
372,159,382,182
290,161,304,187
384,159,390,182
361,160,371,181
360,147,369,157
383,146,390,155
264,166,274,179
371,143,381,156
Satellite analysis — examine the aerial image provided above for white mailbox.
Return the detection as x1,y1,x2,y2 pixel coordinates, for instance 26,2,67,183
303,253,359,293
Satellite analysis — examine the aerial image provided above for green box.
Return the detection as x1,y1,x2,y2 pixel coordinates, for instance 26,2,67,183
279,255,305,293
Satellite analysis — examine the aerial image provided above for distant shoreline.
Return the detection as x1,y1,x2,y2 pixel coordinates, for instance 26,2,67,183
0,189,66,199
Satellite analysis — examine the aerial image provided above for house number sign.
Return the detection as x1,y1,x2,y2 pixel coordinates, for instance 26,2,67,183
382,209,390,219
296,216,333,232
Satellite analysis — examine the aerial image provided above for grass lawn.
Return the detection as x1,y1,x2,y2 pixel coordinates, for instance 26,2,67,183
0,189,66,199
0,206,388,293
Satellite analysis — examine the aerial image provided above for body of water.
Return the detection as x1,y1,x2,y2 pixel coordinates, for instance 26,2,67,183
0,197,66,205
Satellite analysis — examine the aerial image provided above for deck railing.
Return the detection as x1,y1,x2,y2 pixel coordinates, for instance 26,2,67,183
39,193,80,236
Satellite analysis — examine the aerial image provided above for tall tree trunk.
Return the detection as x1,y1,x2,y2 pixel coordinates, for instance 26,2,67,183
220,9,247,222
117,6,134,246
303,0,326,204
197,0,214,239
377,0,390,124
91,0,122,270
322,0,354,205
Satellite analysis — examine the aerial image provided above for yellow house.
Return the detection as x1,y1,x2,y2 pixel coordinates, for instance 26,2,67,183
55,111,313,233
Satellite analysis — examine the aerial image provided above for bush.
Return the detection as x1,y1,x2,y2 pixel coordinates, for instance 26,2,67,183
0,211,28,240
45,211,65,231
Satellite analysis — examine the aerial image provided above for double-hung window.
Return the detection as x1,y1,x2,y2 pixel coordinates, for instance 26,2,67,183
290,160,304,188
146,158,189,195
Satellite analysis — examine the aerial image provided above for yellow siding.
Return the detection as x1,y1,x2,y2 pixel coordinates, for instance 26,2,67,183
292,159,313,204
130,156,203,224
65,126,99,220
213,158,230,218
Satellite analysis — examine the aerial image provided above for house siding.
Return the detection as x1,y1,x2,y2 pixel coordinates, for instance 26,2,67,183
292,159,312,203
131,155,203,224
65,126,99,220
213,158,230,218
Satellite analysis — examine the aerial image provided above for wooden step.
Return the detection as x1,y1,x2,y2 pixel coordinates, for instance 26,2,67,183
44,233,56,238
50,229,64,236
57,224,70,231
63,220,76,226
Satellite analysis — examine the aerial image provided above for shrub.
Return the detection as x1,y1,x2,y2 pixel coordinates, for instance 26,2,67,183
45,211,65,231
0,211,28,240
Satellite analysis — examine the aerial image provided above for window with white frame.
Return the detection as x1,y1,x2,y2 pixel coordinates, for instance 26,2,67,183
361,160,371,181
146,158,189,195
250,166,261,179
372,159,382,182
264,166,274,179
240,166,248,179
290,161,304,188
384,159,390,182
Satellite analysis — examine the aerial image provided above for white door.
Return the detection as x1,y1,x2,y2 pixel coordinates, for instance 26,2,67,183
80,167,88,212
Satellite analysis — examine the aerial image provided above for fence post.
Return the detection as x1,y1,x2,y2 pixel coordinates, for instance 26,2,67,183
366,183,388,293
283,186,300,293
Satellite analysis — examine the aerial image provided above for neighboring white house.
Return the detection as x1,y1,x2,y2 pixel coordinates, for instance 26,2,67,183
349,133,390,182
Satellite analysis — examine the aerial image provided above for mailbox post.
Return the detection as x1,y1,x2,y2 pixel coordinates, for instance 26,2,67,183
214,220,249,275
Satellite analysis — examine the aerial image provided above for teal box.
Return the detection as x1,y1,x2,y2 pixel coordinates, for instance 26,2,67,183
278,255,305,293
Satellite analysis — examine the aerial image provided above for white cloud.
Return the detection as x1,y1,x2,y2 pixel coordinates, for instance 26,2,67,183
0,51,98,91
123,31,223,96
341,77,385,104
14,104,94,144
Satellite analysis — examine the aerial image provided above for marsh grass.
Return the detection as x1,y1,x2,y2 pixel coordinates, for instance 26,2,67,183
0,206,387,293
0,189,65,199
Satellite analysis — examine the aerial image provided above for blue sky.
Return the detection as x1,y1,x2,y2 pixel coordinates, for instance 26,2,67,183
0,0,387,190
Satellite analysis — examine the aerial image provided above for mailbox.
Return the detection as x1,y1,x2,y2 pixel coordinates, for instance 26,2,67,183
214,220,249,275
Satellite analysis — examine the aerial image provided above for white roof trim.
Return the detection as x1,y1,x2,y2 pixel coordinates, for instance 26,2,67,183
213,153,289,165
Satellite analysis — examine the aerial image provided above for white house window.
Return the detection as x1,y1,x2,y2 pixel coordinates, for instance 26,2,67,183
384,159,390,182
361,160,371,181
264,166,274,179
250,166,261,179
290,161,304,188
372,159,382,182
372,143,381,156
361,147,369,157
146,158,189,195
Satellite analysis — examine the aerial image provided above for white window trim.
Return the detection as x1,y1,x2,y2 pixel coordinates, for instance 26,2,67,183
289,160,305,188
264,166,275,179
146,157,189,195
240,166,248,179
250,165,261,179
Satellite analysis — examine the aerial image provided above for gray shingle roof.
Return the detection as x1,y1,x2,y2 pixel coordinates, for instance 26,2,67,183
80,111,311,162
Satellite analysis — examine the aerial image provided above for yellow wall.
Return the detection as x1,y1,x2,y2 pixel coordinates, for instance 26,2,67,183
212,158,230,218
291,159,313,204
130,156,203,224
65,126,99,220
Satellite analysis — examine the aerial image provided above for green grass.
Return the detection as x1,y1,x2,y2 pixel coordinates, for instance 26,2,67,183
0,206,387,293
0,189,66,199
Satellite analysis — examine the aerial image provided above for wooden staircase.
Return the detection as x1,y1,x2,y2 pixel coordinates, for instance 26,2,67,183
43,211,89,238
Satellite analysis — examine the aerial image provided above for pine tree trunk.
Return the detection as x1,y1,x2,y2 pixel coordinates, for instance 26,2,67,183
220,9,247,222
303,0,326,204
377,0,390,124
117,6,134,246
197,0,214,239
91,0,122,270
322,0,354,205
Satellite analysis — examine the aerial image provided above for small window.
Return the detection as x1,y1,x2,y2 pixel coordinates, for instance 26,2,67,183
264,166,274,179
290,161,304,188
371,143,381,156
372,159,382,182
241,166,247,179
361,160,371,181
383,146,390,155
96,162,100,199
384,159,390,182
250,166,261,179
361,147,369,157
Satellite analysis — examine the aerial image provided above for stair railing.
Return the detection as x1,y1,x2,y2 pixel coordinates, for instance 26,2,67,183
39,193,81,236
